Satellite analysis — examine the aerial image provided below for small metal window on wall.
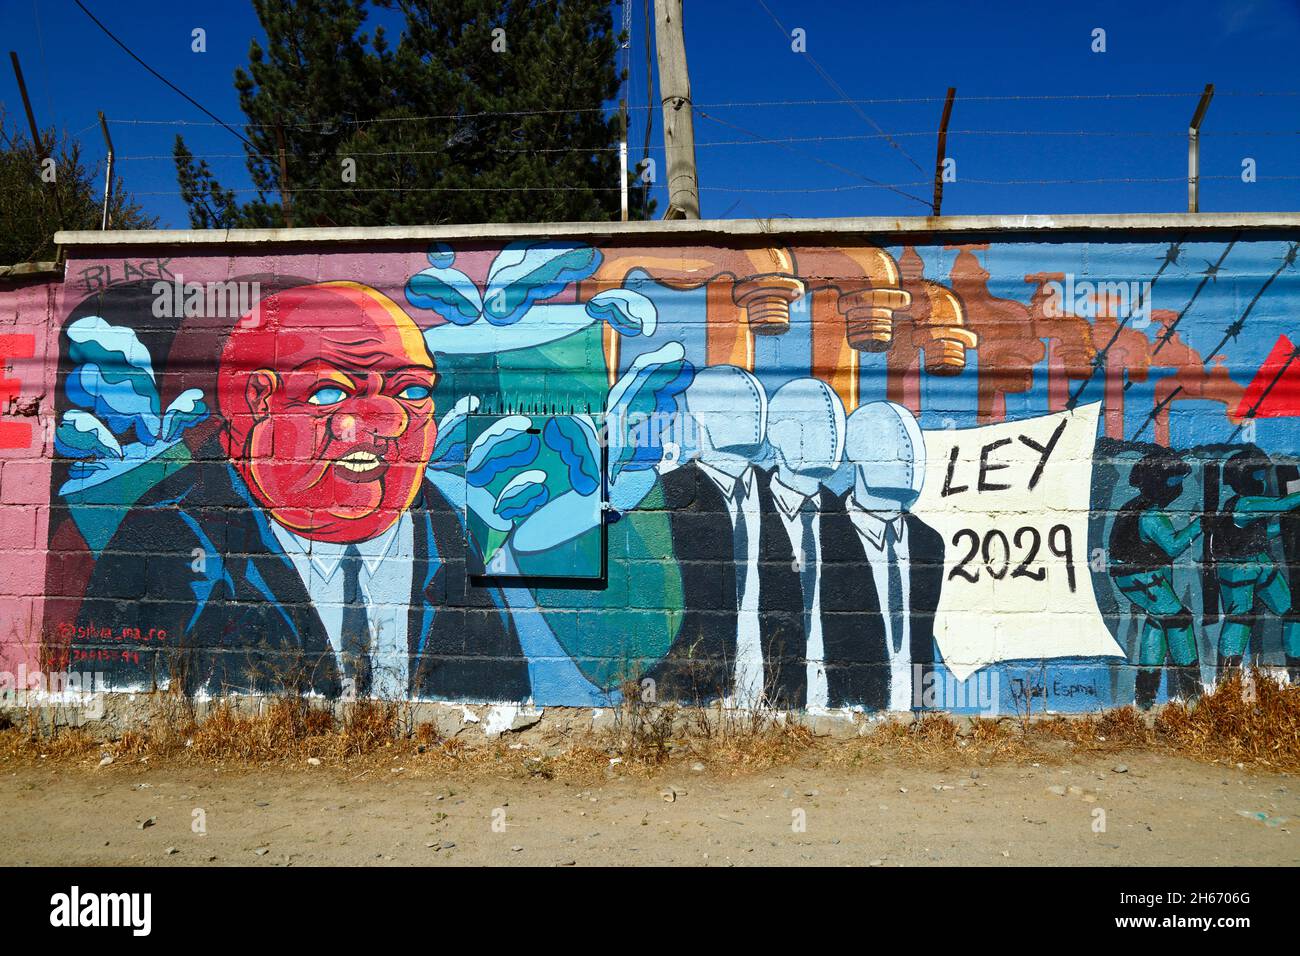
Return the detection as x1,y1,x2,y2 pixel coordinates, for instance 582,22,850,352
464,407,608,589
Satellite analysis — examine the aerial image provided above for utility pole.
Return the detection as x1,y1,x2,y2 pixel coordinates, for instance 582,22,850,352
1188,83,1214,213
652,0,700,219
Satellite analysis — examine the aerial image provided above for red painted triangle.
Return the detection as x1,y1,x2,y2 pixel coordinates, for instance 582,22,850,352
1236,334,1300,418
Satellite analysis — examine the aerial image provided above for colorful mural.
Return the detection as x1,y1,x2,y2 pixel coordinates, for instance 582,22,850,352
21,232,1300,712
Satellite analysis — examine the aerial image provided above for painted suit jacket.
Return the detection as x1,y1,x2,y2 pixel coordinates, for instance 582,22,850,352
645,461,806,705
817,489,945,711
73,458,527,701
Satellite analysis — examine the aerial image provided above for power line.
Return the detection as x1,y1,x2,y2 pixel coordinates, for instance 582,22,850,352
130,185,638,196
751,0,927,179
71,0,256,153
702,91,1300,104
961,175,1300,185
696,109,932,208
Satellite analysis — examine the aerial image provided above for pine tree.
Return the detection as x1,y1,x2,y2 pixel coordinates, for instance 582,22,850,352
174,138,240,229
173,0,651,228
0,116,156,265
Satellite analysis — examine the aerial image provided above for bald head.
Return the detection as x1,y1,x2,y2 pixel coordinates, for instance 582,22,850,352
845,401,926,514
219,281,439,543
767,378,845,497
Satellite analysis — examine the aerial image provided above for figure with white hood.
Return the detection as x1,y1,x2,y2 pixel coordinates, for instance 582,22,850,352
644,365,768,705
757,378,847,709
818,401,946,711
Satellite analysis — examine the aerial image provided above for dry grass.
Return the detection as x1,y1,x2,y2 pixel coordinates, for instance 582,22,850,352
678,707,816,774
1154,669,1300,772
3,668,1299,779
1033,705,1154,753
826,713,1040,770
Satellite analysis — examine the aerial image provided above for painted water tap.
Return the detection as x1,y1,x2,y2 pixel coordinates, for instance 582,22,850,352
834,247,912,351
894,246,976,376
789,246,917,412
578,244,804,379
914,281,976,374
795,246,913,351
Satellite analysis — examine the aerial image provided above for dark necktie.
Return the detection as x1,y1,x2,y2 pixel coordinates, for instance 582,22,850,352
884,519,904,655
799,499,818,639
340,544,372,696
732,474,749,609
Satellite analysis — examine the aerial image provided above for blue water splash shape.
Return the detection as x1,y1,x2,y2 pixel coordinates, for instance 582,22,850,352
412,242,642,356
584,288,657,337
465,415,540,487
56,316,208,495
482,242,601,326
495,469,552,521
543,416,602,496
428,395,480,470
404,244,483,325
606,342,695,480
512,414,603,555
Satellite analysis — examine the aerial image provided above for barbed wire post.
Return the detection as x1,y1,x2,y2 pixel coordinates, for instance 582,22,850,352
1188,83,1214,212
98,111,114,230
932,87,956,216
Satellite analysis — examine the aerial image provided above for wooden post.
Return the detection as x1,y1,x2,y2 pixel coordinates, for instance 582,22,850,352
932,87,956,216
274,124,294,229
10,51,64,230
98,111,115,229
652,0,700,219
1188,83,1214,213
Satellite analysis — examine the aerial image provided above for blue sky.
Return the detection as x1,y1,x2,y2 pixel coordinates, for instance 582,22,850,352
1,0,1297,228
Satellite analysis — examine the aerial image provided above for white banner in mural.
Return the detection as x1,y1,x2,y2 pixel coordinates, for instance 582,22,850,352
913,403,1124,681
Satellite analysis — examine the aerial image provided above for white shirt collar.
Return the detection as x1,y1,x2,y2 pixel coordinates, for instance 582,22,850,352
768,473,811,521
271,513,408,581
847,506,906,552
697,460,753,501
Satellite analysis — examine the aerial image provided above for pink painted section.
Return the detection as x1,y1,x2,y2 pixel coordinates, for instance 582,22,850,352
0,274,61,679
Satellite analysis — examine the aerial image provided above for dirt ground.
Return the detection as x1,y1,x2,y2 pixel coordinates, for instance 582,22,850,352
2,750,1295,866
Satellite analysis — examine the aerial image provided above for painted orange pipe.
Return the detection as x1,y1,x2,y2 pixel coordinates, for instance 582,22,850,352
578,245,803,386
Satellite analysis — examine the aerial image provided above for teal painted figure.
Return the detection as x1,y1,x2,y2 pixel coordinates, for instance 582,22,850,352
1109,450,1203,708
1211,448,1300,680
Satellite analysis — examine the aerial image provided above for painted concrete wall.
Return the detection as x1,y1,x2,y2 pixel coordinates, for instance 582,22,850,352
4,224,1299,715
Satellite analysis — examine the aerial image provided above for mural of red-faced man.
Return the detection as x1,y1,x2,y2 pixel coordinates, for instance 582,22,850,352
217,281,439,543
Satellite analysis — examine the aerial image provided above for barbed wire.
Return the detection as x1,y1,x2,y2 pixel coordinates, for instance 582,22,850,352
109,126,1300,162
695,107,932,207
124,173,1300,198
100,90,1300,130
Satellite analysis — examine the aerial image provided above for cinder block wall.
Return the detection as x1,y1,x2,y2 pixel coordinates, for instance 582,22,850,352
4,220,1298,715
